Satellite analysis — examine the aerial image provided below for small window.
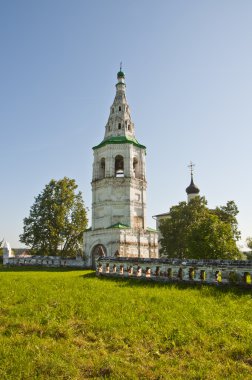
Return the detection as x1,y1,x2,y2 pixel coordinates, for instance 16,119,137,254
118,123,121,130
119,106,121,111
112,107,114,113
128,125,131,131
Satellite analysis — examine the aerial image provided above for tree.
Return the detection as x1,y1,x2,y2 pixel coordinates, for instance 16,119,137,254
20,177,88,257
0,239,3,260
246,237,252,250
159,197,241,260
187,214,240,260
159,197,208,258
213,201,241,241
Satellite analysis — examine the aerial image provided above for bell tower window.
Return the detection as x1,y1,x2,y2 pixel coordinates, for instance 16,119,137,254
115,155,124,177
100,158,105,178
119,106,121,111
118,123,121,129
133,157,139,178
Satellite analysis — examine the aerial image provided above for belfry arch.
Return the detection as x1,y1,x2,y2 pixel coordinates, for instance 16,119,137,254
115,155,124,177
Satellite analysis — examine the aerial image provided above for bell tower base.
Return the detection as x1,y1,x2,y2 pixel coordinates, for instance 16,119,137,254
84,227,158,269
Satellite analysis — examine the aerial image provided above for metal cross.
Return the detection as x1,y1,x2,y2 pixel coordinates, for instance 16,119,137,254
188,161,195,176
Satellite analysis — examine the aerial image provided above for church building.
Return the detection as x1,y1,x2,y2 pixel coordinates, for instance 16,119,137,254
83,69,159,267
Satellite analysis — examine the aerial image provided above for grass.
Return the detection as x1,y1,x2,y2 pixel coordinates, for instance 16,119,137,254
0,265,251,379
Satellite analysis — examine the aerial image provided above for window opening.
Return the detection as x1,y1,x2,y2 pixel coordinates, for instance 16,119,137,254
100,158,105,178
115,155,124,177
133,157,140,178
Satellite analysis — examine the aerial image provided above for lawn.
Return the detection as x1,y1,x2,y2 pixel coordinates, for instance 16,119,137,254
0,265,251,379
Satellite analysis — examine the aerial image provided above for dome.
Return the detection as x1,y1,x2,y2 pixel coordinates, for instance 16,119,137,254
117,70,125,79
186,178,200,195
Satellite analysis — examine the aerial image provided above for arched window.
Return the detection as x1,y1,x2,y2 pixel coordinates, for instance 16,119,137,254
133,157,139,178
119,106,121,111
118,123,121,130
128,124,131,132
115,155,124,177
100,158,105,178
112,107,114,113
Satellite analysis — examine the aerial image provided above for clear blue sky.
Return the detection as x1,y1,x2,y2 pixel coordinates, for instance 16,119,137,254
1,0,252,248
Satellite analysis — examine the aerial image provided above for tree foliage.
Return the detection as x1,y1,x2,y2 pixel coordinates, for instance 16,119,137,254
20,177,88,256
246,237,252,250
0,239,3,259
213,201,241,241
159,197,241,260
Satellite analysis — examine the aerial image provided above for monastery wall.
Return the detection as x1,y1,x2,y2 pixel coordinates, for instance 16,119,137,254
96,257,252,286
4,255,86,268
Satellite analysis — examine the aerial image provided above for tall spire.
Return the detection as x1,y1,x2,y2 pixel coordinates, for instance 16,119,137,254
104,68,135,140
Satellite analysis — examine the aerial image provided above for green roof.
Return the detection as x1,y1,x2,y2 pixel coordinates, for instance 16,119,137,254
108,223,130,229
146,227,158,232
93,135,146,150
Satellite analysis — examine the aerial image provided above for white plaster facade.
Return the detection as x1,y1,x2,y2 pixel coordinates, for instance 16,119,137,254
2,240,14,265
84,70,158,267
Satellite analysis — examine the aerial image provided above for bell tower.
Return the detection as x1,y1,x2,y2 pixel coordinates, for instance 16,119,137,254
91,69,147,230
84,69,158,267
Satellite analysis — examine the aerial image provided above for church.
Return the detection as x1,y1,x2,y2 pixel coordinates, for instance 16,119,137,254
83,69,159,268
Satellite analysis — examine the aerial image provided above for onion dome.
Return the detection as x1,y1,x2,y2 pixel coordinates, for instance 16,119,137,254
186,175,200,195
117,70,125,79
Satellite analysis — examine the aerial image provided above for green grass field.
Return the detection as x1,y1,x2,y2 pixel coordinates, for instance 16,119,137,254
0,265,251,380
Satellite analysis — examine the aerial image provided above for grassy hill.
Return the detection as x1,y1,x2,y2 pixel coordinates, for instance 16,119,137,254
0,265,251,379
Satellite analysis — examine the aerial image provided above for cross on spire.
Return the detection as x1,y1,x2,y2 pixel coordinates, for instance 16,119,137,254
188,161,195,178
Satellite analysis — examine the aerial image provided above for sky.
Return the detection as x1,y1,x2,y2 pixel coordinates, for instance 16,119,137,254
1,0,252,249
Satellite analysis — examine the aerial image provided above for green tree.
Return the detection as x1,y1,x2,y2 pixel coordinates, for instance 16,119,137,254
187,214,240,260
20,177,88,257
159,197,241,259
159,197,208,258
0,239,3,261
246,237,252,250
213,201,241,241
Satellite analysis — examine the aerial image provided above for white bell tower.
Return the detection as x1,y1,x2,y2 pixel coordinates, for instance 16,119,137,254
84,68,158,267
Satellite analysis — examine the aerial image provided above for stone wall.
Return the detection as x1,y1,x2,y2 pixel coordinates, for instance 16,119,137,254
5,255,86,268
96,257,252,286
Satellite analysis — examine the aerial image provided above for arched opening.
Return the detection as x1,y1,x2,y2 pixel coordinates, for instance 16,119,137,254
115,155,124,177
91,244,106,269
133,157,139,178
119,106,121,111
100,158,105,178
118,123,121,130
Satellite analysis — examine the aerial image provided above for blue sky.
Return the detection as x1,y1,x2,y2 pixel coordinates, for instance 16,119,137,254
1,0,252,248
